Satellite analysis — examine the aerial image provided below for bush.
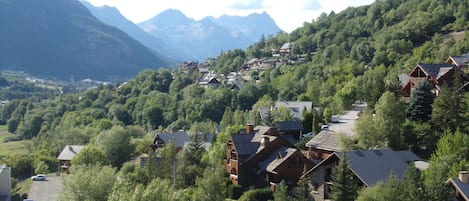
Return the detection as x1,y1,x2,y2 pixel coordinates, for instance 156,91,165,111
3,135,22,142
238,188,273,201
227,184,244,199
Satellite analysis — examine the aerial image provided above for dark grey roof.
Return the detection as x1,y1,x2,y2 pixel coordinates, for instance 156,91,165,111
280,134,298,145
449,54,469,66
275,101,313,120
0,195,9,201
417,64,458,78
394,150,420,162
446,178,469,200
257,146,289,174
231,134,258,157
339,149,417,187
275,121,304,131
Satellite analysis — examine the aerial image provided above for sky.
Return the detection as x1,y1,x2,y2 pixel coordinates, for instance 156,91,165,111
85,0,375,33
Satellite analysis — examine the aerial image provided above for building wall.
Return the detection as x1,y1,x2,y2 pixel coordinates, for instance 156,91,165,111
0,164,11,200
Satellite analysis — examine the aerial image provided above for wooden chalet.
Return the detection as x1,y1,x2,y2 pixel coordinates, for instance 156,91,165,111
303,149,422,201
224,125,314,189
401,63,464,99
446,53,469,72
57,145,85,173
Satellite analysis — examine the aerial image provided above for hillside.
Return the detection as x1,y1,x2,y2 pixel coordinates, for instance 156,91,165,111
0,0,171,81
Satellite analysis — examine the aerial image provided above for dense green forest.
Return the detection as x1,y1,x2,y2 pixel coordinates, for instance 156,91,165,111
1,0,469,200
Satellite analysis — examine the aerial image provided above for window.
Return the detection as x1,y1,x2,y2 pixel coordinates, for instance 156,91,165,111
231,168,237,175
325,167,332,182
231,150,238,160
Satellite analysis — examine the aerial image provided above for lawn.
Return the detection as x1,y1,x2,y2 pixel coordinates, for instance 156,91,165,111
0,125,30,157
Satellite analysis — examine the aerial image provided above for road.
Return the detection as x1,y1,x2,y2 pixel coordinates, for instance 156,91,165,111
28,176,61,201
328,103,367,137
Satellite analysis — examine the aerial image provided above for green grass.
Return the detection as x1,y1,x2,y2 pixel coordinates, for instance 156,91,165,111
0,125,30,157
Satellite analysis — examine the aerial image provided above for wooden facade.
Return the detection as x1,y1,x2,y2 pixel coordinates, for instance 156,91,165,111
224,126,314,188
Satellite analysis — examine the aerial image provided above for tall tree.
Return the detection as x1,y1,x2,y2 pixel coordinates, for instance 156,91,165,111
431,84,462,132
400,163,427,201
192,167,227,201
296,167,313,201
408,80,434,122
95,126,134,168
58,164,116,201
273,180,292,201
72,145,110,166
374,91,406,149
332,153,360,201
424,130,469,201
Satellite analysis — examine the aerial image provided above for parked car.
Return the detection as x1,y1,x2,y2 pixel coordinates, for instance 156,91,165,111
302,132,314,138
31,174,47,181
321,124,329,130
331,115,340,123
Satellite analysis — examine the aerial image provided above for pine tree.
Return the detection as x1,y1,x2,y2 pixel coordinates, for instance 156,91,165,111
408,80,435,122
273,180,294,201
401,163,427,201
296,166,313,201
431,84,462,133
332,153,359,201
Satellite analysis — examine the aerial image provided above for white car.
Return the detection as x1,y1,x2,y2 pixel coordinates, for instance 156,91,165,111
31,174,47,181
321,124,329,130
302,132,314,138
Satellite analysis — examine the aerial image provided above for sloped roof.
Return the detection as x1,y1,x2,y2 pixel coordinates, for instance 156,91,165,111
275,121,304,132
417,64,458,78
448,53,469,66
231,134,258,157
446,177,469,201
266,147,298,174
275,101,313,120
57,145,85,161
305,130,340,151
340,149,418,187
280,42,293,50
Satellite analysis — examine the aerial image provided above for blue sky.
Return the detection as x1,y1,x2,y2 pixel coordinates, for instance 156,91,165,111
85,0,375,32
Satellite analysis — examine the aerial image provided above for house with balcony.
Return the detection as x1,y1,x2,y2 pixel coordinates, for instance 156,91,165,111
224,125,314,189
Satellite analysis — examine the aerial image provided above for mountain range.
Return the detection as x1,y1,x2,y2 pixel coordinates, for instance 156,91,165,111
0,0,171,81
80,1,188,61
0,0,282,81
137,9,282,60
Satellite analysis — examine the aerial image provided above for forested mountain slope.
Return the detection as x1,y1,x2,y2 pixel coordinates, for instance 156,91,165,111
0,0,171,81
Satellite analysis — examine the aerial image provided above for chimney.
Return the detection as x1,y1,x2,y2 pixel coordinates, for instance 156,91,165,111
246,124,254,134
260,137,270,147
459,171,469,184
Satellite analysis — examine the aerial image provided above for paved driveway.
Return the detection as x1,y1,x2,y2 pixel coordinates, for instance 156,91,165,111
328,103,367,137
28,176,61,201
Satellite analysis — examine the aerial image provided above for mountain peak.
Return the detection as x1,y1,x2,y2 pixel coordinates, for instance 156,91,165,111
151,9,193,24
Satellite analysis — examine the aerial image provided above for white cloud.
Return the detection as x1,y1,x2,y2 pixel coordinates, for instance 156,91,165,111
85,0,375,32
